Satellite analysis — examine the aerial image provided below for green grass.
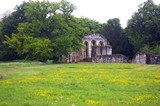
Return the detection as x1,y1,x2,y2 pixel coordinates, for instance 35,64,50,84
0,62,160,106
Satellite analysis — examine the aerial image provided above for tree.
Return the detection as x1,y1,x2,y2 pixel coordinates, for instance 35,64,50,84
0,21,2,43
4,0,88,62
0,2,28,61
4,32,53,62
3,0,108,62
3,1,59,62
78,18,104,34
101,18,134,58
2,2,27,37
59,0,76,16
125,0,160,54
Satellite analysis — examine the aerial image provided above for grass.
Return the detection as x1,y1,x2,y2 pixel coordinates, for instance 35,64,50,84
0,62,160,106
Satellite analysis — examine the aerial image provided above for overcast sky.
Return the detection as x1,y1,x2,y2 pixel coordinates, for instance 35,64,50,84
0,0,160,28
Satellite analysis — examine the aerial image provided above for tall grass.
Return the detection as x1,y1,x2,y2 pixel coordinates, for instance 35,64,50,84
0,62,160,106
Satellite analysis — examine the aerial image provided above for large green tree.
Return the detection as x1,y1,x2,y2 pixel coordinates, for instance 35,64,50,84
125,0,160,54
78,18,104,34
4,0,89,62
4,23,54,62
1,2,27,37
0,2,28,61
101,18,134,58
2,0,106,62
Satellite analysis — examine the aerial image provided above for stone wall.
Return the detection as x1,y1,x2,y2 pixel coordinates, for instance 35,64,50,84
83,34,112,58
61,33,160,64
62,33,113,63
61,50,85,63
132,53,146,64
92,46,112,56
149,55,160,64
132,53,160,64
93,54,128,63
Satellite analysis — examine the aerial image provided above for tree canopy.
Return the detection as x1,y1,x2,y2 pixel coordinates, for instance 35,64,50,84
0,2,28,61
1,0,103,62
125,0,160,55
1,0,160,62
101,18,134,58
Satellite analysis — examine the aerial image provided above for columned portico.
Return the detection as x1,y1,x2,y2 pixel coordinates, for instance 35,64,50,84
83,33,112,59
64,33,112,62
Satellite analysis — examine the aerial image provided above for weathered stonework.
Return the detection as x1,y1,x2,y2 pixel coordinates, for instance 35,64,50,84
93,54,128,63
63,34,112,62
62,33,128,63
132,52,160,64
62,34,160,64
62,34,159,64
83,33,112,58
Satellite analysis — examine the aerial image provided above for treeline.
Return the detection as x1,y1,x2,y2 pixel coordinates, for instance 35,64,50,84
0,0,159,62
0,0,103,62
126,0,160,55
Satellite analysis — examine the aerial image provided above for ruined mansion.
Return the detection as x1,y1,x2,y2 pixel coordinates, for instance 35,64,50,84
61,33,160,64
62,33,128,63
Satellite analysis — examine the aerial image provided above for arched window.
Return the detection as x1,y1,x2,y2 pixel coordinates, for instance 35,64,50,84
99,41,104,55
99,41,104,46
84,41,88,58
91,40,96,46
91,40,96,57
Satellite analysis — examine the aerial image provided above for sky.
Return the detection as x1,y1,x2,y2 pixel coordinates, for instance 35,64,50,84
0,0,160,28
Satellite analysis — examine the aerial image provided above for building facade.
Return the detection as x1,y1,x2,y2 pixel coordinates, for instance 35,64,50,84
83,33,112,59
62,33,128,63
132,52,160,64
62,34,159,64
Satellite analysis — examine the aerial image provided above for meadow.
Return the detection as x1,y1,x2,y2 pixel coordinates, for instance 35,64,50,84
0,62,160,106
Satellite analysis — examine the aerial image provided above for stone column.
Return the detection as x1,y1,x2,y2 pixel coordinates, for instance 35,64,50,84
110,48,112,55
107,47,112,55
96,41,99,46
69,53,72,63
88,41,92,58
97,47,100,56
102,47,106,55
96,46,99,56
74,52,77,63
81,48,85,60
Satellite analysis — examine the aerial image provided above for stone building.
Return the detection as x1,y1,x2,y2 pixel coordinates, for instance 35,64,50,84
63,33,128,63
132,52,160,64
62,33,160,64
83,33,112,59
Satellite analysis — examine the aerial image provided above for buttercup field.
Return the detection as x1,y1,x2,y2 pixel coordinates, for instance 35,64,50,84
0,62,159,106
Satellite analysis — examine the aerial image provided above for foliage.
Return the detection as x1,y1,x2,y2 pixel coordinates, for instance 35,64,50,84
125,0,160,54
0,20,21,61
101,18,134,58
78,17,104,34
1,2,27,36
4,21,54,62
23,38,53,62
2,0,160,62
0,62,160,105
153,44,160,55
0,2,28,61
140,44,160,55
140,45,151,54
3,0,89,62
0,22,2,44
59,0,76,16
0,45,21,61
4,34,53,62
50,15,85,58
